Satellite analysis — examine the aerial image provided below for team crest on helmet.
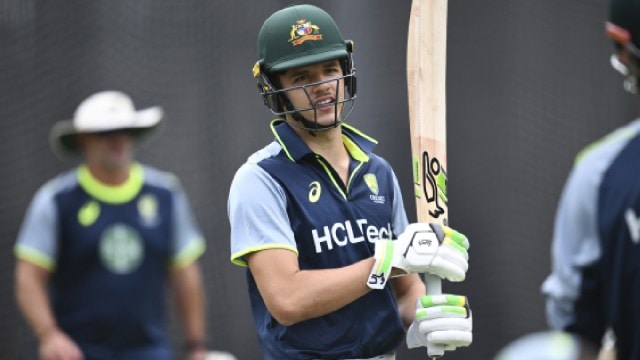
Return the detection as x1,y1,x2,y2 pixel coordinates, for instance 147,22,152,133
289,19,322,46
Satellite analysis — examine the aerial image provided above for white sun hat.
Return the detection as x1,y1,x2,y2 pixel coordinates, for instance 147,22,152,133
205,351,238,360
50,90,164,155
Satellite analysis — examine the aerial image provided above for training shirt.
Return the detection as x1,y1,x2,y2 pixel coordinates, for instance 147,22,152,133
15,163,205,360
542,118,640,359
229,120,409,359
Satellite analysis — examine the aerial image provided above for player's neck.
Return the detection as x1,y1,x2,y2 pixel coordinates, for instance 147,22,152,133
301,127,351,184
297,126,344,156
84,161,131,186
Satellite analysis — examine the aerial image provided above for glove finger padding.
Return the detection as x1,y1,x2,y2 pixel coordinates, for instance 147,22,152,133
426,243,469,281
406,294,473,353
367,223,469,289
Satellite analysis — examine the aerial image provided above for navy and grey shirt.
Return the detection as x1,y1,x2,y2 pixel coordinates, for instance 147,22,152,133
229,120,409,359
15,163,205,360
542,119,640,359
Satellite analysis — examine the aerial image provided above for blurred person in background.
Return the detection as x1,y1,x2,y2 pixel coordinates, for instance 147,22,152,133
228,4,472,359
13,90,213,360
542,0,640,358
494,331,598,360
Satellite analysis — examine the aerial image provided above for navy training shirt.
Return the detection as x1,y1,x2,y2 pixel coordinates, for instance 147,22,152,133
542,119,640,359
15,163,205,359
229,120,409,359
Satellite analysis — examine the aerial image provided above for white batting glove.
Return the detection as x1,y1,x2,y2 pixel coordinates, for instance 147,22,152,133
367,223,469,289
406,294,473,355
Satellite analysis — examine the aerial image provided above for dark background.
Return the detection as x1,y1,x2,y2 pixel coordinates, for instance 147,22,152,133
1,1,638,359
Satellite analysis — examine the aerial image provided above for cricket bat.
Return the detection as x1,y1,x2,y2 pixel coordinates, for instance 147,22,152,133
407,0,449,356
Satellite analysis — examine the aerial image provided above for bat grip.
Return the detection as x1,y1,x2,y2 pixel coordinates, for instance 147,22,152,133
425,274,442,294
425,274,445,358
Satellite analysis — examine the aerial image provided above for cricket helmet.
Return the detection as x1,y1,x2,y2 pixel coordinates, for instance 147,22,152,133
253,4,357,130
607,0,640,95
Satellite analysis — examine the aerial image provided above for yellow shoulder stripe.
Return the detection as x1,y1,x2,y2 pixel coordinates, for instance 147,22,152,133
230,244,299,267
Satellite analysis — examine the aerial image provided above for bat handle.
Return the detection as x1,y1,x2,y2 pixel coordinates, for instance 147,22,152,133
425,274,442,294
425,274,445,358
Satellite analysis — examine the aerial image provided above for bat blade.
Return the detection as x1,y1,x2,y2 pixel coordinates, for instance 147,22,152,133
407,0,448,357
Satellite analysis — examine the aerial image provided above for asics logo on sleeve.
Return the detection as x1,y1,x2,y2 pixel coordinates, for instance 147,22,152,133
309,181,321,203
311,219,392,253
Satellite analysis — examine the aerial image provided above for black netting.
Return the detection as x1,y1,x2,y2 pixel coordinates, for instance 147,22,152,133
1,1,637,359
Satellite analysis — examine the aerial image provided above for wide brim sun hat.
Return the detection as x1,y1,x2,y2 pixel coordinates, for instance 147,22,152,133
50,90,164,156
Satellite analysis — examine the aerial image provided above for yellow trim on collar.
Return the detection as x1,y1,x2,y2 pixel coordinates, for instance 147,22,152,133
342,134,370,162
342,123,379,144
316,156,347,200
270,119,296,162
77,163,144,204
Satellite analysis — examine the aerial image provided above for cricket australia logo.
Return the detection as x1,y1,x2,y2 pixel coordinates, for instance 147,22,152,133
364,173,385,204
289,19,322,46
137,194,159,227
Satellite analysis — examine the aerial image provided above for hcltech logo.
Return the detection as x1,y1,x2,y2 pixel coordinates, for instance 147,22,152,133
311,219,392,253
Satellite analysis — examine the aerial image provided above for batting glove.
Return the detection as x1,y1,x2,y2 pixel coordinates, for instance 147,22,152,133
367,223,469,289
406,294,473,355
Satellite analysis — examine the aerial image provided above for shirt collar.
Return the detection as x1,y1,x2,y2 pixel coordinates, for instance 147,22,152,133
270,119,378,163
77,162,144,203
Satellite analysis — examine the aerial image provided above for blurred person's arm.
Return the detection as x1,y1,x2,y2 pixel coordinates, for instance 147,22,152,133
170,261,207,360
167,175,207,360
541,153,607,347
15,260,83,360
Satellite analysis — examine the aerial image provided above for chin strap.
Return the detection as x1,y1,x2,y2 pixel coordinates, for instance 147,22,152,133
290,79,348,133
290,111,340,133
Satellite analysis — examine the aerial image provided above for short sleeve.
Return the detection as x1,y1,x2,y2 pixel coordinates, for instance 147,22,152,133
14,181,59,272
228,162,297,267
390,168,409,237
170,180,206,268
542,141,617,331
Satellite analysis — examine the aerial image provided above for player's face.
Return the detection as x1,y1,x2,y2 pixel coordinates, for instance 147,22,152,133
78,130,135,172
278,59,346,126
